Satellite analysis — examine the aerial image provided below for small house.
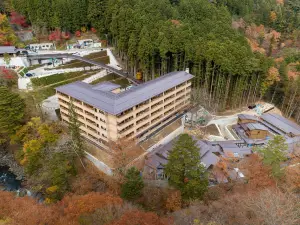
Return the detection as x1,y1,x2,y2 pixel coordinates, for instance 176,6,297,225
237,114,258,124
240,123,269,139
28,43,56,51
77,39,93,48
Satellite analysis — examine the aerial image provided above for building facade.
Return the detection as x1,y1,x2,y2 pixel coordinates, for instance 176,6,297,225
56,71,193,149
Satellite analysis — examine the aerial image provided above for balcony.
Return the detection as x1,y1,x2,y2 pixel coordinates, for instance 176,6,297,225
151,114,163,124
136,107,150,119
117,108,134,122
58,99,69,108
164,87,176,96
125,131,135,139
136,122,150,133
136,115,150,125
151,100,163,109
151,93,163,103
164,101,174,110
176,89,185,96
135,104,150,115
87,125,97,134
118,116,134,130
136,100,150,109
119,126,135,137
176,94,185,102
164,107,175,116
175,100,185,109
119,123,134,134
151,108,163,117
57,93,69,101
164,94,175,105
86,118,98,129
175,83,186,90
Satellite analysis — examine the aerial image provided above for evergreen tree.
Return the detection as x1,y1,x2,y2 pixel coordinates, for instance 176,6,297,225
0,86,25,138
254,135,288,178
121,167,144,200
164,134,208,200
68,101,85,169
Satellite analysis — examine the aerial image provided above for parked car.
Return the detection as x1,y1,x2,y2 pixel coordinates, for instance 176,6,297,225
25,73,35,77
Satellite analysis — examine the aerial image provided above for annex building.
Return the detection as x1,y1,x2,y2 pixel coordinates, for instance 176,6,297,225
56,71,193,149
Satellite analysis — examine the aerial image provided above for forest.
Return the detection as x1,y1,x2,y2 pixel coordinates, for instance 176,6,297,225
4,0,298,118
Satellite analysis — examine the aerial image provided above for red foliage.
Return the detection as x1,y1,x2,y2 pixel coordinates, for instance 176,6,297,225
3,41,12,46
48,29,62,41
75,30,81,37
61,31,71,40
91,27,97,33
109,210,172,225
0,67,16,80
10,11,28,27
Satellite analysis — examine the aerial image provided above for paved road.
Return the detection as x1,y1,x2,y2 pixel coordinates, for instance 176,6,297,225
27,53,139,85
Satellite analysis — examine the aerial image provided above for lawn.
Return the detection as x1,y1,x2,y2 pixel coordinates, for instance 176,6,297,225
31,71,100,102
54,51,110,69
90,73,118,85
113,78,130,88
31,71,89,88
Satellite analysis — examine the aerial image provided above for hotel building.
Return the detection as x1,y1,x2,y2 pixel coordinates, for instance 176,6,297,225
56,71,194,149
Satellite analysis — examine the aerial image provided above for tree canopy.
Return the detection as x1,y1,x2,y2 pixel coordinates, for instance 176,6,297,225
164,134,208,200
0,86,25,139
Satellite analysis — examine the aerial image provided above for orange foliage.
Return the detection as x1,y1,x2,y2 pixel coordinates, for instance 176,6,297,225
0,191,123,225
270,11,277,22
241,154,275,190
267,67,280,83
109,210,172,225
288,70,299,79
276,0,284,5
0,191,59,225
60,192,122,222
246,38,265,54
165,190,182,212
275,57,284,63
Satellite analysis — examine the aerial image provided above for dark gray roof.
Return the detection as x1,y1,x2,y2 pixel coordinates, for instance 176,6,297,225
92,82,121,92
238,114,258,121
0,46,17,54
56,71,194,115
241,123,269,131
261,113,300,136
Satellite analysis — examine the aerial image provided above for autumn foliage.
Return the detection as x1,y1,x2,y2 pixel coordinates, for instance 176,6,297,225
240,154,275,190
10,11,28,27
48,29,70,41
109,210,172,225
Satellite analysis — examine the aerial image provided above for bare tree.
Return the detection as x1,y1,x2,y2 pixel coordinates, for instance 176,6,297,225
244,189,300,225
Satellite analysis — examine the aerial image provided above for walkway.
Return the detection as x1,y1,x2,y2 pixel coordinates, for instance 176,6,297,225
27,53,139,84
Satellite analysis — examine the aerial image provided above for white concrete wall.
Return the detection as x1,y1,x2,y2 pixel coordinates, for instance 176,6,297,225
18,77,31,90
85,151,113,176
0,57,29,67
82,70,109,83
147,120,184,152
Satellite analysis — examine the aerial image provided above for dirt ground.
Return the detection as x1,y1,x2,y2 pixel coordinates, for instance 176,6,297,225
184,124,220,139
217,101,282,116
